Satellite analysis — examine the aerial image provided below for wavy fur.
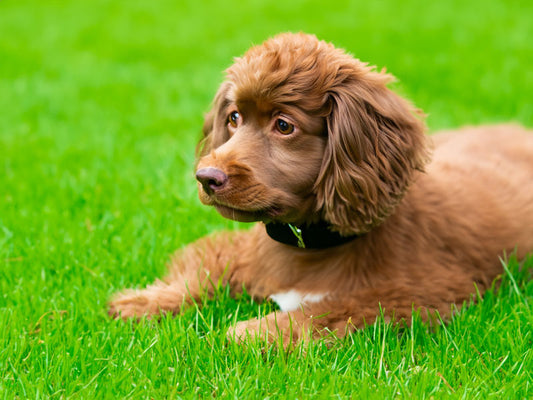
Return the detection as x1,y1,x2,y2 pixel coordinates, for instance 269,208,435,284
110,33,533,343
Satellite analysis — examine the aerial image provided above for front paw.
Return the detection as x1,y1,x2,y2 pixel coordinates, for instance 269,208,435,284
227,318,267,341
108,289,161,320
227,314,298,344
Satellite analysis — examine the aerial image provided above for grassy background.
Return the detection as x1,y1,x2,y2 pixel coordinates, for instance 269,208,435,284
1,0,532,398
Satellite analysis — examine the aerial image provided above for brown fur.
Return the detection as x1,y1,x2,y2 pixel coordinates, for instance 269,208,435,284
109,33,533,343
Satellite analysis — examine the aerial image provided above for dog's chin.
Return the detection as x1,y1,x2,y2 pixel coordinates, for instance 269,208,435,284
213,204,283,223
198,187,286,222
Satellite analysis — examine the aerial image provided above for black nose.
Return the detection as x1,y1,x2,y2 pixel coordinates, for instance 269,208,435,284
196,167,228,192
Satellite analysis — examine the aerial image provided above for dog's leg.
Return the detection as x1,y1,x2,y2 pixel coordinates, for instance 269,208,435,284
229,284,471,343
109,230,250,320
228,304,408,344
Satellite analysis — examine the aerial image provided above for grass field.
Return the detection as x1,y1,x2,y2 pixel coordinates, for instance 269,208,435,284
1,0,532,398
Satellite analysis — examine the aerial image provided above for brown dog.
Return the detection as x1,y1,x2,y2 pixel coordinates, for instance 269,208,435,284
109,33,533,342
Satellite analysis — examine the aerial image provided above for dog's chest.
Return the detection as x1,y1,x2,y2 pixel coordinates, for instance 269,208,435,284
269,290,326,312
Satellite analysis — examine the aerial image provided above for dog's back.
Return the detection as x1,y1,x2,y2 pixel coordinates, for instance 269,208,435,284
424,124,533,260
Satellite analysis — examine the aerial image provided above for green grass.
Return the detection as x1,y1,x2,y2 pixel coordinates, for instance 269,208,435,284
1,0,532,398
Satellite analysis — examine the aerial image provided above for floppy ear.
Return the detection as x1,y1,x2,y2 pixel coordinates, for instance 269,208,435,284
196,81,232,160
315,65,429,235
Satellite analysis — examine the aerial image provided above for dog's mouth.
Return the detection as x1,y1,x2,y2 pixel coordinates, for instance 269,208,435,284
213,203,283,223
197,180,286,222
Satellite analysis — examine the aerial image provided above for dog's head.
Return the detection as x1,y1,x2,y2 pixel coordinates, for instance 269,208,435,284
196,33,429,235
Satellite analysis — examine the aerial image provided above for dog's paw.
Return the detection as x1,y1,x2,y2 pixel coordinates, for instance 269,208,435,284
227,318,269,342
109,282,188,320
108,290,160,320
227,314,299,345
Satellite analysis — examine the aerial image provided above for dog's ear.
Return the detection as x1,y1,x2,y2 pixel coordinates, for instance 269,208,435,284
315,65,429,235
196,81,232,160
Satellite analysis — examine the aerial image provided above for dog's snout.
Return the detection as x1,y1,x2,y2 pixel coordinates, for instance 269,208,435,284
196,167,228,192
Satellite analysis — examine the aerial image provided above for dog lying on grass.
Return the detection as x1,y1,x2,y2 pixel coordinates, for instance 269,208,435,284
109,33,533,342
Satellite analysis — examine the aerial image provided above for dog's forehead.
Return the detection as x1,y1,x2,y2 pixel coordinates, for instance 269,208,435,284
225,65,327,118
226,41,326,94
226,84,277,115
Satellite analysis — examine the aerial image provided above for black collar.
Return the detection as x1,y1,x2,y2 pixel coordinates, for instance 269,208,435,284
265,221,358,249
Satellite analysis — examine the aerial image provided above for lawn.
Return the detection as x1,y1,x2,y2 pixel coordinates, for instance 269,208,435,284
1,0,532,398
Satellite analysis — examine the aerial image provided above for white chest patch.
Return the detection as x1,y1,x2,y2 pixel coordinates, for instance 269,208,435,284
269,290,327,312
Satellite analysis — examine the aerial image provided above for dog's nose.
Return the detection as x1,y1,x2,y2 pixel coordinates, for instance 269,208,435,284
196,167,228,192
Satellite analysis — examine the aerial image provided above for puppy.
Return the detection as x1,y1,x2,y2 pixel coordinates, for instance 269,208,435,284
110,33,533,342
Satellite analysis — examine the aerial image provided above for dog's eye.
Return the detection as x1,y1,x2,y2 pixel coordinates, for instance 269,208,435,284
228,111,241,128
275,118,295,135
